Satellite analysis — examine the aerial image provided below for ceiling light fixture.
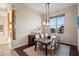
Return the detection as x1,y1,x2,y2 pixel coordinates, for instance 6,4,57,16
43,3,50,26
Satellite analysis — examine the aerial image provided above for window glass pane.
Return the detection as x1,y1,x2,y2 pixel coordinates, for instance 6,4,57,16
49,16,64,34
57,16,64,25
49,18,56,25
50,26,56,33
57,16,64,34
49,18,56,33
57,25,64,34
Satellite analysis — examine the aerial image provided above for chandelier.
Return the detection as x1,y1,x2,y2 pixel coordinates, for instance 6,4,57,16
43,3,50,25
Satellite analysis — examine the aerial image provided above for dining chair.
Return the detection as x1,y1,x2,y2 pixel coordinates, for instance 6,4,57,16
35,34,41,46
56,35,61,48
45,33,48,38
35,34,43,51
47,37,56,55
35,34,40,39
40,33,44,38
42,36,56,55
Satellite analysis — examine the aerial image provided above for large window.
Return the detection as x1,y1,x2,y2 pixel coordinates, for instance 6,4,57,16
49,15,64,34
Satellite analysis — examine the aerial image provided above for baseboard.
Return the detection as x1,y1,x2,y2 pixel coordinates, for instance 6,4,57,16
60,42,77,46
60,40,77,46
12,43,28,49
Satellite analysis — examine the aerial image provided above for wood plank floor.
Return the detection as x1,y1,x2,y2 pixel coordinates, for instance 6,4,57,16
14,43,79,56
60,43,79,56
69,45,78,56
14,45,29,56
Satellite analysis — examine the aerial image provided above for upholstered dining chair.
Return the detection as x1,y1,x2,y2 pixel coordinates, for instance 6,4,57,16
45,33,48,38
35,34,40,39
35,34,41,46
42,36,56,55
35,34,43,51
40,33,44,38
55,35,61,48
47,36,56,55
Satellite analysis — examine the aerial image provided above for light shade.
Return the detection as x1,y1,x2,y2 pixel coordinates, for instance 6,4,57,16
43,22,46,25
43,3,50,26
43,22,50,25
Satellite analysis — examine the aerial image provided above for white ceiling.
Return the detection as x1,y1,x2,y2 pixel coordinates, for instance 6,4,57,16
24,3,76,15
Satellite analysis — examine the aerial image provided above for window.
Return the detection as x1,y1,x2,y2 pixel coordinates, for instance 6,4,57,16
49,15,64,34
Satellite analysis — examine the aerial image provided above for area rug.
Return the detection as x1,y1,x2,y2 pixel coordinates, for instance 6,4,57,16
23,44,70,56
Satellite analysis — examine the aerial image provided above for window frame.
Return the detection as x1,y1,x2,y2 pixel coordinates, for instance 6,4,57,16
49,14,65,34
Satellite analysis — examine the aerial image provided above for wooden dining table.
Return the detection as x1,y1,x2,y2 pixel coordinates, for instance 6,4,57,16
34,36,57,56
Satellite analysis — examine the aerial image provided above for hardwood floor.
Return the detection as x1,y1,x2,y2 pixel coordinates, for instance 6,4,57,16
14,45,29,56
60,43,79,56
11,50,19,56
14,43,79,56
69,45,78,56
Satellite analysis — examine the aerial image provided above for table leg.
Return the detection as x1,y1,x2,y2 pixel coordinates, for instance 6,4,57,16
35,41,37,51
45,44,47,56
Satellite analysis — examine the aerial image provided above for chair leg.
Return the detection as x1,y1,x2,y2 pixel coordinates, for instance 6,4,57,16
43,49,45,54
39,45,42,51
50,50,55,56
53,49,55,54
50,50,52,56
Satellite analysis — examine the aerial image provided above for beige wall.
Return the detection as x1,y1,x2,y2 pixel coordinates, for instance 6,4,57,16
12,4,42,48
42,4,78,45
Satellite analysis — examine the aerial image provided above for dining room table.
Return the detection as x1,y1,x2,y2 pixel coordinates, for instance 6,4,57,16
34,35,57,56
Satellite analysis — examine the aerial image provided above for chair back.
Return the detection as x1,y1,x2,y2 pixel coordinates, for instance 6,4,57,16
45,33,48,37
50,37,56,46
56,35,61,42
35,34,40,39
51,35,57,38
40,33,44,38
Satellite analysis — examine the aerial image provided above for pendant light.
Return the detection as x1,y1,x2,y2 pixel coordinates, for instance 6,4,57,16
43,3,50,25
